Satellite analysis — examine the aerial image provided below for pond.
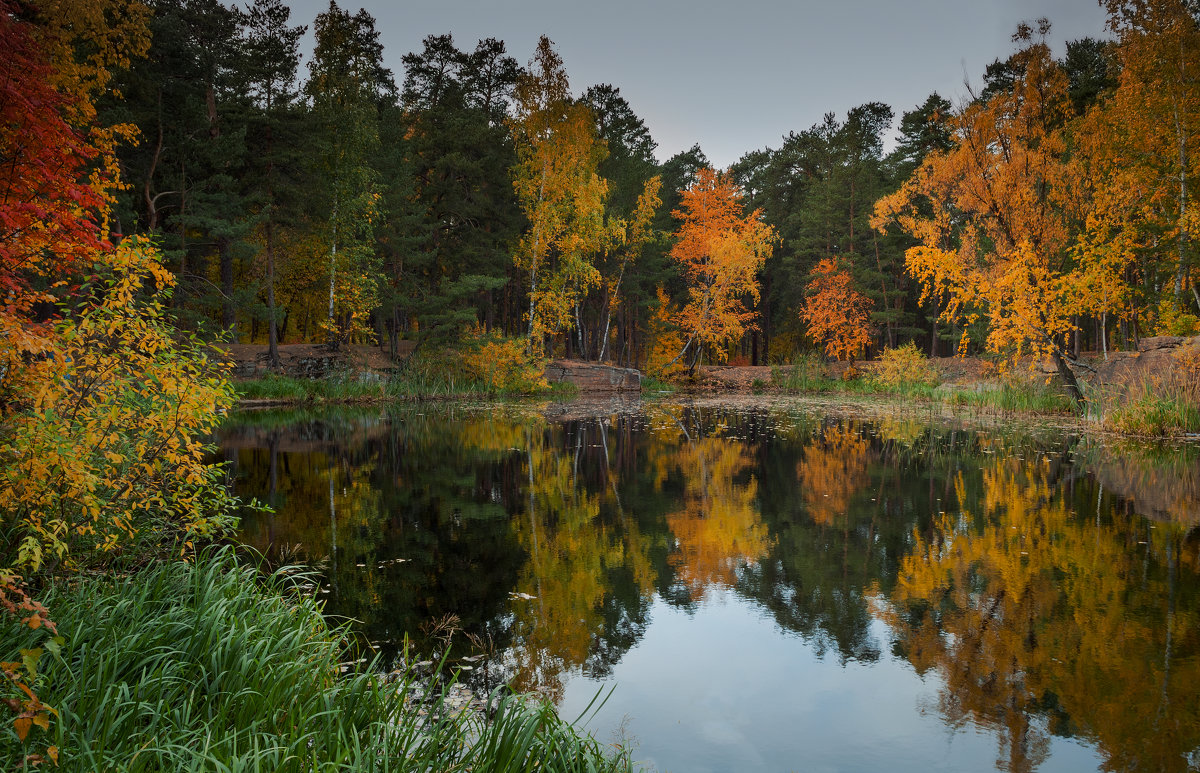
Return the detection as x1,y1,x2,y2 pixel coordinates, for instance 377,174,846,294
217,399,1200,773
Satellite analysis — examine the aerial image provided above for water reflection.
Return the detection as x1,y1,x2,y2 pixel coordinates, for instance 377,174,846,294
220,404,1200,773
877,455,1200,773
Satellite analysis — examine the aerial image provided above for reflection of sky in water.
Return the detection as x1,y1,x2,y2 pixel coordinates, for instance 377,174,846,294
559,589,1103,773
222,405,1200,773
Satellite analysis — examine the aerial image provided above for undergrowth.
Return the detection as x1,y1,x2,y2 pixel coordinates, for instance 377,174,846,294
641,376,676,396
235,361,561,404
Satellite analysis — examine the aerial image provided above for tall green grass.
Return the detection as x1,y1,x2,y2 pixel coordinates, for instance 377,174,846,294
1104,389,1200,437
939,379,1077,416
2,550,636,772
1094,349,1200,437
771,356,833,394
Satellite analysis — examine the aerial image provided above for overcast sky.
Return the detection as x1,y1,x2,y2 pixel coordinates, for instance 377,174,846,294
285,0,1111,168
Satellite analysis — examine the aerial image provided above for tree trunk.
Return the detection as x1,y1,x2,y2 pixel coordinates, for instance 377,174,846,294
220,237,236,336
1051,348,1084,404
265,123,279,368
327,207,338,350
1171,88,1189,301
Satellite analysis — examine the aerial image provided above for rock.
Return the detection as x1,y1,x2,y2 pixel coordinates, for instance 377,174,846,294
1137,335,1185,352
544,359,641,392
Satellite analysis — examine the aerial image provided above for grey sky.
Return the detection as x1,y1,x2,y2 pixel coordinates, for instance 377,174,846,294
286,0,1111,168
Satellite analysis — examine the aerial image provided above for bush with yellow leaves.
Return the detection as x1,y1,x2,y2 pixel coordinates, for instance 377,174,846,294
1152,299,1200,337
459,327,547,394
0,239,240,573
870,341,940,389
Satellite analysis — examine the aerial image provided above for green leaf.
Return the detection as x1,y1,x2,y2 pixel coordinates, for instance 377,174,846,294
19,647,43,678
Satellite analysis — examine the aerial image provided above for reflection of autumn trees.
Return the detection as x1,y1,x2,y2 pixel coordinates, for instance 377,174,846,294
879,458,1200,773
739,419,895,662
661,434,770,599
1074,439,1200,525
224,406,1200,771
798,422,871,526
504,407,776,697
505,420,663,702
229,410,529,658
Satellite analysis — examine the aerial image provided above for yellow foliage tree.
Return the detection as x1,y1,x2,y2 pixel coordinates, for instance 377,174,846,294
1082,0,1200,313
643,287,687,379
510,36,616,351
28,0,150,224
596,175,662,362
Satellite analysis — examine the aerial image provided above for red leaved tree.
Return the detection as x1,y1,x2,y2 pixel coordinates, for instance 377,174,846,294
0,1,108,299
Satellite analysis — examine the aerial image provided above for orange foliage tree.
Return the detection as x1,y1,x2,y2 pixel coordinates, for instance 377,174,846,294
872,24,1097,401
800,258,873,362
668,167,774,372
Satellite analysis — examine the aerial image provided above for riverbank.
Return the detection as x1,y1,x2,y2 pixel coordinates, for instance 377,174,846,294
0,549,636,772
223,337,1200,438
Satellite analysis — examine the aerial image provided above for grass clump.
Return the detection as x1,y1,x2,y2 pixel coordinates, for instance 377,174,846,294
771,355,832,394
641,376,676,396
1103,345,1200,436
942,378,1076,415
2,549,637,772
1107,392,1200,437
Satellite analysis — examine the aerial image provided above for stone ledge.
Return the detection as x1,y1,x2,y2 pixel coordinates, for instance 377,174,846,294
1138,335,1186,352
544,359,642,392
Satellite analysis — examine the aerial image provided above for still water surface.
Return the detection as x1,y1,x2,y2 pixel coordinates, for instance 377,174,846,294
218,400,1200,773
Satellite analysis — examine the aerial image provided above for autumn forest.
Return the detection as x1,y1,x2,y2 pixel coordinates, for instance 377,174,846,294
6,0,1200,385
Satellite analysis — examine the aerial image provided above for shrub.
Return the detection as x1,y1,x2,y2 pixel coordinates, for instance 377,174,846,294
0,240,238,573
459,328,547,394
1152,298,1200,336
870,342,940,389
766,330,803,365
